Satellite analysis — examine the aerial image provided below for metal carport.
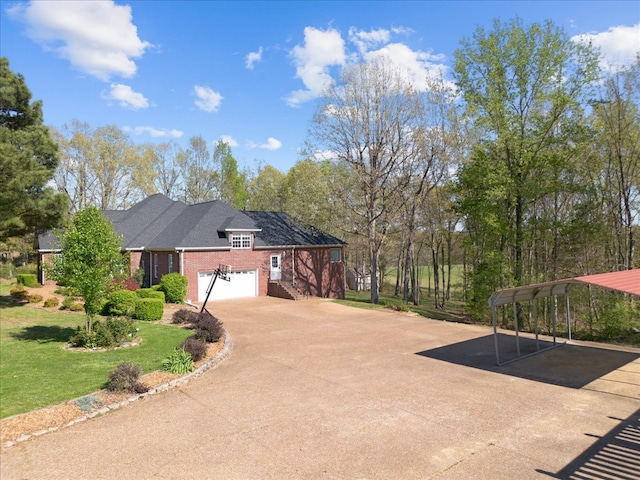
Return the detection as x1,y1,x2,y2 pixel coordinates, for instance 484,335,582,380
488,269,640,366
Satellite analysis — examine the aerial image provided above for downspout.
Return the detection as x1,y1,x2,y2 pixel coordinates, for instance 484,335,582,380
291,247,295,287
177,249,184,276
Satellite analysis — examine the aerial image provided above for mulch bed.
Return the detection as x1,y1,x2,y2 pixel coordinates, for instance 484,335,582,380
0,340,223,447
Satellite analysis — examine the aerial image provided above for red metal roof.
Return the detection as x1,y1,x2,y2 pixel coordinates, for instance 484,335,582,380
489,269,640,307
574,269,640,296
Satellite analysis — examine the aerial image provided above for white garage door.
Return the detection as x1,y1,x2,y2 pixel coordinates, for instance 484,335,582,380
198,269,258,302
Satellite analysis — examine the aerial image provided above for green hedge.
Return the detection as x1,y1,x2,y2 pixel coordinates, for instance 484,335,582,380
136,288,165,302
159,273,187,303
104,290,138,317
133,298,164,321
17,274,38,287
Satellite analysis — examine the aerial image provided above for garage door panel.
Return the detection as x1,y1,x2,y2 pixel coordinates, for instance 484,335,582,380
198,270,257,302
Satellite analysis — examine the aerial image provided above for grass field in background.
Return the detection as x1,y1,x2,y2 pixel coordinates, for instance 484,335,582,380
0,282,191,419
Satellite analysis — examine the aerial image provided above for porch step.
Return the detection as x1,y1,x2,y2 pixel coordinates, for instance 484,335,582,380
268,281,308,301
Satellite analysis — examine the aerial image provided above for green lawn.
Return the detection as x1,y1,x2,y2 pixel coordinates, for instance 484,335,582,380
334,264,473,323
0,283,191,419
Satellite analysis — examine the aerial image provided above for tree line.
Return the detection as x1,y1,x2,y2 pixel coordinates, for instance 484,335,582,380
1,17,638,331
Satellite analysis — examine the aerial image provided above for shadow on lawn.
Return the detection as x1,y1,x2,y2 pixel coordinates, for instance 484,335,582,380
0,294,27,309
11,325,76,343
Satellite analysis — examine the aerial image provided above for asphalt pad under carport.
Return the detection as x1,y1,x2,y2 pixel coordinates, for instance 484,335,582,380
2,297,639,480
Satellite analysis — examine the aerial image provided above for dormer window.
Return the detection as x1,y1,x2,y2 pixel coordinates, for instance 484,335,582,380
232,232,252,249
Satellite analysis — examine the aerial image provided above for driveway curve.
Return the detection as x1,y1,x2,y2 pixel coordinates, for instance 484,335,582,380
1,297,638,479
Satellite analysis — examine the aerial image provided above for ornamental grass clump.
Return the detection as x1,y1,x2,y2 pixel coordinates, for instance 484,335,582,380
161,348,194,374
43,297,59,308
9,285,28,300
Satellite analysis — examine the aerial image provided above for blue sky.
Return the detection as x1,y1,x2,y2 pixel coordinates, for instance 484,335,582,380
1,1,639,173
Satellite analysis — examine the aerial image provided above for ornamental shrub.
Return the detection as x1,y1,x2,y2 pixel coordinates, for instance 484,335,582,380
159,272,187,303
136,288,165,302
69,301,84,311
70,327,97,348
43,297,59,308
132,268,145,287
17,274,38,287
60,296,76,310
180,336,208,362
105,290,138,317
133,298,164,321
121,278,140,291
161,348,194,374
27,294,43,303
194,311,224,343
71,318,137,348
171,308,198,325
9,285,28,300
105,362,148,393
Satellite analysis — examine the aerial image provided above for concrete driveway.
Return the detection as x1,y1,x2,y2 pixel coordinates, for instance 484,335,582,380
2,297,639,479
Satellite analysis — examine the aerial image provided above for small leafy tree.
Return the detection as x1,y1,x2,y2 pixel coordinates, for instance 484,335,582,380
50,206,124,333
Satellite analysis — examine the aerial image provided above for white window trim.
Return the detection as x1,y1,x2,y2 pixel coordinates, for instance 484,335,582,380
330,248,341,263
232,232,252,249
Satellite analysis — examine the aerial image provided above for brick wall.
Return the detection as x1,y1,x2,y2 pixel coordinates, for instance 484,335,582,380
293,247,345,299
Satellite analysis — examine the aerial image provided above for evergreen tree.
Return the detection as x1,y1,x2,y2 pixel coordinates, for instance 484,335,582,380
0,57,67,240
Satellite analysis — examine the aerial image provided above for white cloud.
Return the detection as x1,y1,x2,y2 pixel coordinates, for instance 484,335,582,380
8,0,151,81
364,43,448,91
286,27,346,107
123,126,183,138
348,27,390,55
572,23,640,72
194,85,223,112
220,135,238,147
246,47,263,69
103,83,149,109
248,137,282,151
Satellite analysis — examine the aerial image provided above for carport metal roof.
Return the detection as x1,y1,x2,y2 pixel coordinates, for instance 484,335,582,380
489,269,640,307
489,269,640,365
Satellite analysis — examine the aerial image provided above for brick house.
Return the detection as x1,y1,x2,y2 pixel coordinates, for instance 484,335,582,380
38,194,346,301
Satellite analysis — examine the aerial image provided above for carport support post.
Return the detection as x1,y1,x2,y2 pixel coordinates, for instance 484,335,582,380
533,299,539,352
491,305,501,366
565,295,572,342
552,296,557,345
513,302,521,358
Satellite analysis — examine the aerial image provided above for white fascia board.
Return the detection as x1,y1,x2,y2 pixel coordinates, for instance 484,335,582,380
253,244,344,250
173,246,231,251
223,228,262,232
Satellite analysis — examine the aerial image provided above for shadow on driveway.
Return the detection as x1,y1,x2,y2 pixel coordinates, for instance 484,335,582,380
416,333,639,389
537,407,640,479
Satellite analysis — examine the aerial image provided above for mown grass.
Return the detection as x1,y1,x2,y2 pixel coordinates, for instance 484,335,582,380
0,282,191,419
335,264,474,324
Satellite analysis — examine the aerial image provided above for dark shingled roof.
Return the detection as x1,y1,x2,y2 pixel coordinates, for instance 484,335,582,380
39,195,344,251
146,200,259,249
245,211,345,248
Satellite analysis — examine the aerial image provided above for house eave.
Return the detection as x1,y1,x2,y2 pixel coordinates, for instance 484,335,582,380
223,228,262,233
253,244,346,250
